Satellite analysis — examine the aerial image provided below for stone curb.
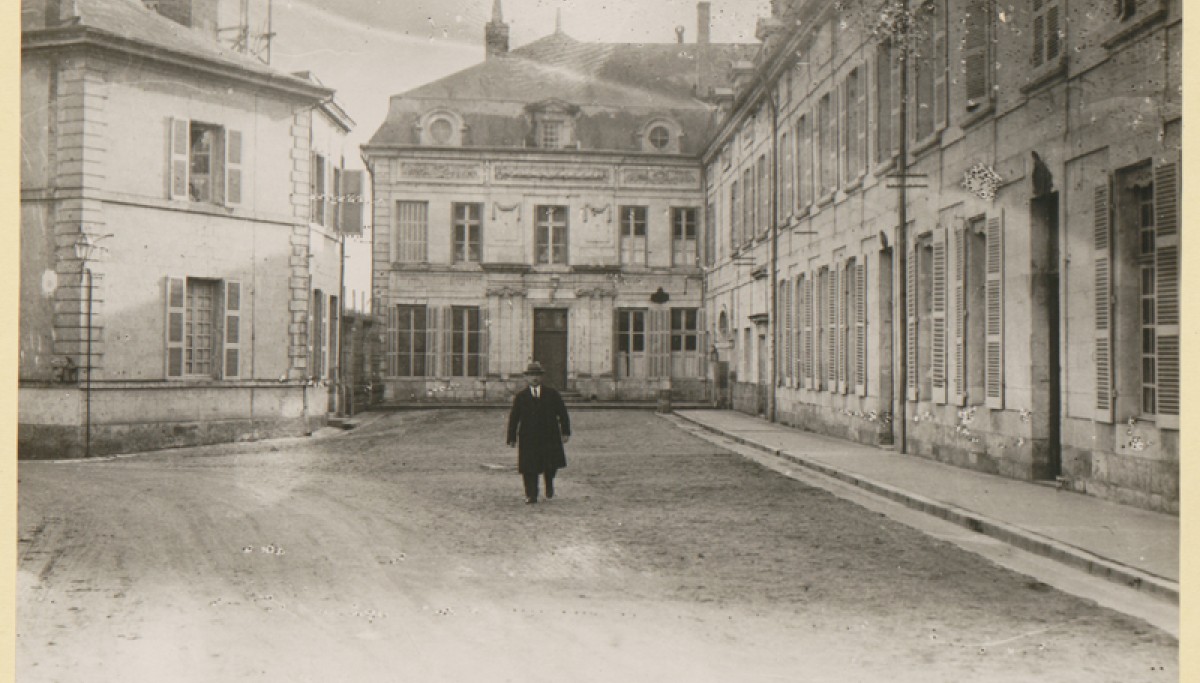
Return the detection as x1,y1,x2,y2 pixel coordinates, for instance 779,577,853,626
672,412,1179,604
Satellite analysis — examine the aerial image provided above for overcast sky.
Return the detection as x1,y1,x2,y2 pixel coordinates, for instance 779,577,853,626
250,0,768,154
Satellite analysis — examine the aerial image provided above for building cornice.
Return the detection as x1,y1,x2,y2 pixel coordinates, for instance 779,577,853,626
22,26,333,102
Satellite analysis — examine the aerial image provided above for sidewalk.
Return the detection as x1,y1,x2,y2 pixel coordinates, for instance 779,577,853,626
673,409,1179,602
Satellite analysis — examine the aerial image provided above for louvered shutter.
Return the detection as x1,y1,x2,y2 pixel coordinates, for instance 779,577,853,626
964,0,990,107
443,307,454,378
225,130,243,206
340,170,365,235
802,116,814,209
827,267,838,390
1046,3,1061,62
931,230,948,403
650,308,670,379
165,277,185,378
386,305,398,377
889,44,903,158
855,260,867,397
954,226,968,405
837,263,849,394
855,71,867,176
422,306,436,377
168,118,190,200
985,214,1004,409
479,306,490,377
906,246,918,401
802,276,814,388
1154,160,1179,426
611,308,620,379
1093,182,1113,421
933,3,948,130
223,281,242,379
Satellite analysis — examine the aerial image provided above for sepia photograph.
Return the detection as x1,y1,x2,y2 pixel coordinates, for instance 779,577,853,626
12,0,1187,680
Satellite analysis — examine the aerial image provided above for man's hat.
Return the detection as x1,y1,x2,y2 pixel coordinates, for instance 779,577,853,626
523,361,545,376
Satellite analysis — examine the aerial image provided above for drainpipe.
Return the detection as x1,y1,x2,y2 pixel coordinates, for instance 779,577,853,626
767,90,779,423
894,5,910,454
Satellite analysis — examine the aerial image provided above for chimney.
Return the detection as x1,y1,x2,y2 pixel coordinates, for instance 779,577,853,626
697,2,711,44
485,0,510,60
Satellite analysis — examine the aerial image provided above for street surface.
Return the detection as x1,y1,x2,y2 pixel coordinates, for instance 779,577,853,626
17,409,1177,682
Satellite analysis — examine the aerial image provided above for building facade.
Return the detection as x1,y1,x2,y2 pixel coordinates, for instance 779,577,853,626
704,0,1181,512
364,2,754,402
19,0,362,457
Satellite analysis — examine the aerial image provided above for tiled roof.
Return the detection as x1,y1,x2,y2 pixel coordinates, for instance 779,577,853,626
22,0,326,97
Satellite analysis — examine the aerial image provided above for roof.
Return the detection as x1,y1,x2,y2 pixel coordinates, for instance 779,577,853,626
368,29,757,154
21,0,330,100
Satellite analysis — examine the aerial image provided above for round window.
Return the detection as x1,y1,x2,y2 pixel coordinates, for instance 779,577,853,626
429,118,454,144
648,125,671,150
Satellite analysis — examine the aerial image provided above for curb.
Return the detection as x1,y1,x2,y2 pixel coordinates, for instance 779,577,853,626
672,412,1179,604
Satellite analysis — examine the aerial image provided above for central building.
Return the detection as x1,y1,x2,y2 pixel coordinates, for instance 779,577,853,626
363,2,752,402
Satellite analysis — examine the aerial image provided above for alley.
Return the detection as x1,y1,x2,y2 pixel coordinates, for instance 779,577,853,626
17,410,1177,682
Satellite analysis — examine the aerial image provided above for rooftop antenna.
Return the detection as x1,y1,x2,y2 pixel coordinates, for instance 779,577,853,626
555,6,563,33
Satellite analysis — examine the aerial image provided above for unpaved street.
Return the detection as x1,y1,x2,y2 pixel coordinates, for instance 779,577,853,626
17,410,1177,682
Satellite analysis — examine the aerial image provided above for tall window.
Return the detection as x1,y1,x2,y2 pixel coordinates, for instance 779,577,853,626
616,309,646,378
540,120,563,148
796,114,812,209
817,93,836,196
311,153,326,225
619,206,648,266
395,200,428,263
957,220,988,404
743,167,754,241
670,308,701,377
189,124,218,203
963,0,994,109
536,205,569,264
165,277,241,380
452,202,483,263
1032,0,1062,68
730,180,741,248
913,0,947,141
757,154,769,235
780,131,793,213
451,306,482,377
672,207,699,266
390,304,427,377
843,68,865,182
184,279,216,376
876,41,900,163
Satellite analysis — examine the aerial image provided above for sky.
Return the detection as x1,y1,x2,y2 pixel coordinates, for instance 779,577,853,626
247,0,769,152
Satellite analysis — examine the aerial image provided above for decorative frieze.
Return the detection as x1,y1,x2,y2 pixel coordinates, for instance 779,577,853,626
486,285,527,298
398,161,484,182
575,286,617,299
619,166,701,188
493,164,611,184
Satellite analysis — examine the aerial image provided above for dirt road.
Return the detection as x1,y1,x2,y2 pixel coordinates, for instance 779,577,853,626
16,410,1177,682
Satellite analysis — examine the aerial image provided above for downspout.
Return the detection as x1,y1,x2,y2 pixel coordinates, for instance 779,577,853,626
894,6,910,454
767,90,779,423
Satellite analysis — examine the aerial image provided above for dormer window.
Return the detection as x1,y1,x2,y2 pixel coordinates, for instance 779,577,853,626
526,99,579,149
640,118,682,153
419,110,463,146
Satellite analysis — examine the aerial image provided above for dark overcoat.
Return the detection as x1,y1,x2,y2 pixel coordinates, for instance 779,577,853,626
506,386,570,474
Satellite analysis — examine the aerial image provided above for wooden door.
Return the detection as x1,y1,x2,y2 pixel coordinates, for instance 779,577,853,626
533,308,569,389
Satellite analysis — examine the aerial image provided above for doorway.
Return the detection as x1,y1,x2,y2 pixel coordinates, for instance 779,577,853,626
533,308,569,389
1032,192,1062,479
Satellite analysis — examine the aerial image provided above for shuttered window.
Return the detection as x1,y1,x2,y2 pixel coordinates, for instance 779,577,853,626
165,277,240,380
744,167,755,241
854,260,867,396
730,181,741,249
875,41,901,163
1152,161,1180,423
757,154,770,236
913,0,947,140
827,266,838,390
800,275,813,388
796,114,813,210
1094,182,1114,420
338,169,365,235
843,67,866,182
817,93,836,196
906,246,919,400
781,131,793,216
395,201,428,263
1032,0,1062,68
931,230,948,403
223,281,242,379
817,268,828,390
311,153,327,225
985,214,1005,408
964,0,993,109
616,309,647,378
168,119,241,206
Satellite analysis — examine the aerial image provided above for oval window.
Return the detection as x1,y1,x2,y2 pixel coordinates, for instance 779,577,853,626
648,125,671,150
430,118,454,144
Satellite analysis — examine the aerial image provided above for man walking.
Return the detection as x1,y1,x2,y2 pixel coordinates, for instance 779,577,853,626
506,361,571,505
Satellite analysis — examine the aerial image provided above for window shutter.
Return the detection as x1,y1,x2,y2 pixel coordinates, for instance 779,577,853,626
697,308,708,378
933,3,948,130
1154,159,1180,425
223,280,242,379
985,213,1004,409
802,276,814,388
906,246,919,401
442,307,454,378
1046,3,1061,62
478,306,490,377
931,230,948,403
855,260,867,397
1093,182,1113,422
827,90,839,193
855,71,867,175
165,277,185,378
650,308,670,379
954,226,967,405
168,118,190,200
225,130,243,206
827,267,838,390
964,0,990,107
341,169,365,235
837,263,848,394
890,44,902,157
781,132,793,216
423,306,437,378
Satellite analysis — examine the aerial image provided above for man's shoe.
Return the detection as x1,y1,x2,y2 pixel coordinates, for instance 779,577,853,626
524,497,537,505
545,484,555,499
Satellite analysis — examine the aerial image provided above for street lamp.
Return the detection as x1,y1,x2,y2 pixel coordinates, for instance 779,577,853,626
73,233,112,458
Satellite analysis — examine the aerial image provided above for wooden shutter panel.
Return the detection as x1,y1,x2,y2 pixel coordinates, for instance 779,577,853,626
1154,160,1180,424
223,280,242,379
985,214,1004,409
650,308,670,379
168,118,190,200
856,71,867,175
165,277,185,377
802,276,814,388
933,4,948,130
889,43,903,157
855,260,867,397
954,226,968,405
931,230,948,403
964,0,990,106
1093,182,1113,421
479,306,490,377
340,170,365,235
442,307,454,378
906,246,918,401
422,306,435,378
837,263,849,394
225,130,243,206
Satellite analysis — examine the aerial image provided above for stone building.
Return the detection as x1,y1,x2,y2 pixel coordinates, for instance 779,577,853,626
704,0,1181,512
19,0,363,457
363,2,754,402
